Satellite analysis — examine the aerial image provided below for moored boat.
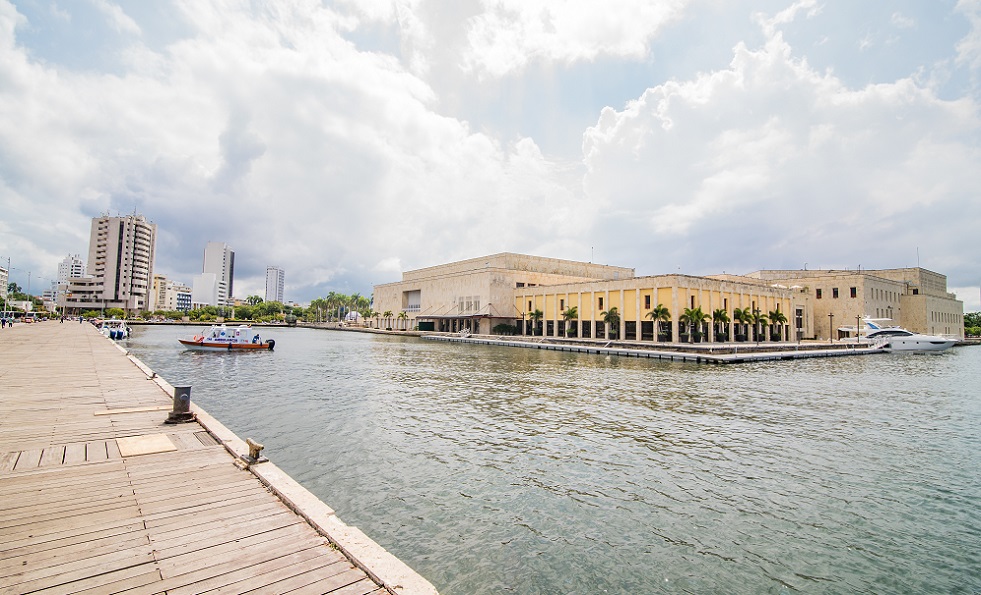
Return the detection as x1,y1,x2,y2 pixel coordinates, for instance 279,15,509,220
178,324,275,351
841,317,956,352
100,319,131,340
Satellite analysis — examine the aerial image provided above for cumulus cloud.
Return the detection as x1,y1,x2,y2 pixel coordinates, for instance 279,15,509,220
461,0,689,78
89,0,141,35
0,0,584,299
582,10,981,284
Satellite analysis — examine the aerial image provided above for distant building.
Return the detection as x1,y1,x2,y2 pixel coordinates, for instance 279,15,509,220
374,253,965,340
203,241,235,307
150,274,193,312
1,264,8,302
746,268,964,339
62,214,157,314
265,266,285,303
191,272,220,309
58,254,85,284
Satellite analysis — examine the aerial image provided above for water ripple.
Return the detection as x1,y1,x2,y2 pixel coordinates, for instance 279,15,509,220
126,327,981,595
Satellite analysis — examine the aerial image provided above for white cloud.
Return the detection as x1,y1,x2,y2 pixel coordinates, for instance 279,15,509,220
89,0,140,35
582,12,981,278
955,0,981,71
461,0,689,78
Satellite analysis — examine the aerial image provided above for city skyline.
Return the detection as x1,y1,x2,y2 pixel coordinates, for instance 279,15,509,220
1,1,979,309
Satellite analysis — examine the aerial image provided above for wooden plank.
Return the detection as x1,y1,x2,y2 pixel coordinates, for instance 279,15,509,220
0,521,145,559
290,576,384,595
85,441,108,462
12,449,41,471
251,564,364,595
164,548,343,595
63,442,87,464
93,405,171,416
0,452,18,472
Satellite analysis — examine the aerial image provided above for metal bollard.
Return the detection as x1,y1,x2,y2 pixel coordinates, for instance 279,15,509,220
165,385,196,424
243,438,268,465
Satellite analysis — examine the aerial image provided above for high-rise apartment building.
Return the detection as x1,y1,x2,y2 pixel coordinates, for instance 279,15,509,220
58,254,85,283
62,214,157,313
192,242,235,307
265,266,285,303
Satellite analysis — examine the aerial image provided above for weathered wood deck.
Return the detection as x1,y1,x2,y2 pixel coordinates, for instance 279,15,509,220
0,322,431,595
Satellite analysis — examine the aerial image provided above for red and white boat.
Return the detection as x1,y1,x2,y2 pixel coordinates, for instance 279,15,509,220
178,324,275,351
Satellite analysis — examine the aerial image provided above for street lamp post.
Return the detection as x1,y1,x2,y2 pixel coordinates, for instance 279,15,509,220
829,313,834,344
856,314,861,347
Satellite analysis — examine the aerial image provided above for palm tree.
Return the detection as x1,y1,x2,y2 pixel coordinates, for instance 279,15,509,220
600,306,620,340
528,309,544,336
646,304,671,341
396,311,408,330
748,309,768,343
383,310,393,330
680,306,708,342
712,308,730,342
733,307,750,342
562,306,578,337
768,309,788,341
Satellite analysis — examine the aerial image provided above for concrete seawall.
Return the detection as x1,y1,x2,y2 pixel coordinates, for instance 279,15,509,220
0,321,438,595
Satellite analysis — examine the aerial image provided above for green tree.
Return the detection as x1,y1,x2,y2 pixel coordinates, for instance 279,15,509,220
733,307,750,341
383,310,393,329
748,309,768,343
528,309,544,335
397,311,408,330
680,306,708,342
246,295,263,306
601,306,620,340
562,306,578,336
647,304,671,340
768,309,788,341
712,308,730,341
105,308,125,319
964,312,981,328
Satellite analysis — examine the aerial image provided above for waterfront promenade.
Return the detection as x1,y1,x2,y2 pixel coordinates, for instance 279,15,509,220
0,322,437,595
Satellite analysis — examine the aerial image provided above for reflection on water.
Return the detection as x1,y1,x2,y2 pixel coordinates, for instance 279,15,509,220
127,326,981,594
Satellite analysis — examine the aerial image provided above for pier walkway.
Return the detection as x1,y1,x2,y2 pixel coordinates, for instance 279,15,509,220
0,322,437,595
424,334,885,364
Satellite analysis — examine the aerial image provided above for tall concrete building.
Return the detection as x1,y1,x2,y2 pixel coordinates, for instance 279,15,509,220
62,214,157,314
265,266,285,303
192,242,235,307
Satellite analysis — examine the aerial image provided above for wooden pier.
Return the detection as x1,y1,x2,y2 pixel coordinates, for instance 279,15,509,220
424,334,885,364
0,322,437,595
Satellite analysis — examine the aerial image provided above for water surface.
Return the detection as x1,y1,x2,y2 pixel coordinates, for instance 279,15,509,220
126,326,981,594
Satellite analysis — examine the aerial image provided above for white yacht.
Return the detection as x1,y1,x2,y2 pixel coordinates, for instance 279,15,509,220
845,318,957,352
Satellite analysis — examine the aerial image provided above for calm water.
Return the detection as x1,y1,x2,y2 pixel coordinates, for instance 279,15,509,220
125,325,981,594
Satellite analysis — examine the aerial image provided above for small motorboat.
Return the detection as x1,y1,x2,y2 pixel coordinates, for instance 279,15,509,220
100,319,131,340
178,324,275,351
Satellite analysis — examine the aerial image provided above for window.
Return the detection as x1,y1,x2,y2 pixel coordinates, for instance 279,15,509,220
644,295,651,310
516,282,525,288
850,287,857,298
598,297,604,309
816,289,822,299
528,300,532,311
912,288,919,295
832,288,839,299
560,299,565,311
691,296,695,308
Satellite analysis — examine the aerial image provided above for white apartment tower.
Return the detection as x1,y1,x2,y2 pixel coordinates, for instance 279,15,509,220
193,242,235,307
63,214,157,313
265,266,285,303
58,254,85,283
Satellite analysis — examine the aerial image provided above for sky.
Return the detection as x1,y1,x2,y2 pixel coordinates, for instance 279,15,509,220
1,0,979,310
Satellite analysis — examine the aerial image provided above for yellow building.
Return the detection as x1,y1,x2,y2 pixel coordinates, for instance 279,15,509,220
374,253,813,342
513,273,810,342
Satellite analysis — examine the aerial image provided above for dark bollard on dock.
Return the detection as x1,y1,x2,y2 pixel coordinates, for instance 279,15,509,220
165,385,197,424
